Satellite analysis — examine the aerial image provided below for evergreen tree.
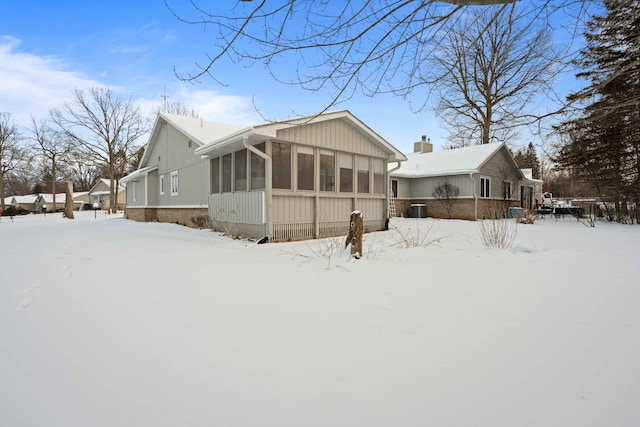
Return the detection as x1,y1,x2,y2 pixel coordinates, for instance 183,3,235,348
555,0,640,223
512,142,541,179
526,142,541,180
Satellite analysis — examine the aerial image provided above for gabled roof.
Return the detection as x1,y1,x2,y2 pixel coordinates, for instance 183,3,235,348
35,194,83,204
88,179,125,194
10,195,38,204
391,142,519,178
138,113,244,168
195,110,407,162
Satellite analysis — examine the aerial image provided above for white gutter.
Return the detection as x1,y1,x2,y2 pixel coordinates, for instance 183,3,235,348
470,172,478,220
243,137,272,239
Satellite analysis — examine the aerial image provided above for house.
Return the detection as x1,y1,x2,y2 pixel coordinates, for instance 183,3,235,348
34,194,84,212
390,138,539,220
10,195,39,212
122,111,406,241
88,179,125,211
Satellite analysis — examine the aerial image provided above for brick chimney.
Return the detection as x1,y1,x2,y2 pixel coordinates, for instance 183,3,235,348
413,135,433,154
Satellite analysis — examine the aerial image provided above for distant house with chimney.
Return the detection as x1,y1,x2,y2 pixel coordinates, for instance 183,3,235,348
389,137,539,220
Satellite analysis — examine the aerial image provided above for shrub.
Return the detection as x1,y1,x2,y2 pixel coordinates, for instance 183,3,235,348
478,218,517,249
2,206,29,216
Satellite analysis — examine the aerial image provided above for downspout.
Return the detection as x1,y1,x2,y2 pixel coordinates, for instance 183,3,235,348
470,172,478,220
244,137,272,239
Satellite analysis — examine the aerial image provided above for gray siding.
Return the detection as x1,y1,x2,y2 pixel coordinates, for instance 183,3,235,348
149,123,210,207
276,118,389,158
209,192,265,224
409,174,474,199
477,148,521,200
126,177,146,207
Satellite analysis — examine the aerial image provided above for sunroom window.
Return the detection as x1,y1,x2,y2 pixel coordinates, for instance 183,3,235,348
320,151,335,192
272,142,292,189
251,142,266,190
339,153,353,193
357,156,370,193
297,146,315,191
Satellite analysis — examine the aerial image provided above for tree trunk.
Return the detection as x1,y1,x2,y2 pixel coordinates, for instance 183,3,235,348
0,168,5,211
114,178,120,213
52,157,57,212
64,181,75,219
344,211,363,259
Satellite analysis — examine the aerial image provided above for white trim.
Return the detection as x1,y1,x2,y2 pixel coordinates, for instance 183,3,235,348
480,176,491,198
170,170,179,196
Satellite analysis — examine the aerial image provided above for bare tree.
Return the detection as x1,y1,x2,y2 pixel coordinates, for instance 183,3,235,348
167,0,597,119
65,153,102,192
51,87,150,213
432,180,460,218
29,116,74,212
151,100,199,118
430,5,561,147
0,112,30,210
4,167,36,196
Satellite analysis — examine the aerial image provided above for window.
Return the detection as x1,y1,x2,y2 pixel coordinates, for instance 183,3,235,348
503,181,512,199
480,177,490,198
391,179,398,198
211,158,220,194
357,156,370,193
170,171,179,196
235,149,247,192
272,142,291,189
251,142,266,190
132,181,137,202
339,153,353,193
297,146,315,191
159,175,165,196
222,154,232,193
320,151,335,192
373,159,384,194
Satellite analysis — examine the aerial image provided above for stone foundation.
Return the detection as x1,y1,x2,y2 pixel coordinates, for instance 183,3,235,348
394,198,521,221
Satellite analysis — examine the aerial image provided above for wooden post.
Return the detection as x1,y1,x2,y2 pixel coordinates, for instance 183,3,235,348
345,210,363,259
64,181,75,220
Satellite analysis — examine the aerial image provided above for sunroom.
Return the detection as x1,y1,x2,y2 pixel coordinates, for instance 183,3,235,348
194,111,406,242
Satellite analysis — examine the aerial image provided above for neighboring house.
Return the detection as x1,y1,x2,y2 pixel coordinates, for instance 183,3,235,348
88,179,125,210
122,110,406,241
11,195,39,212
390,139,539,220
73,192,90,209
35,194,83,212
2,196,15,210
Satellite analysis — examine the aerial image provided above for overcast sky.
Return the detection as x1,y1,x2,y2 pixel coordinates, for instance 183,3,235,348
1,1,583,154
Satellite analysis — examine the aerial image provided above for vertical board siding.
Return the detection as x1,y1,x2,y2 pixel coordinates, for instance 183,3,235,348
269,195,386,241
150,122,211,207
208,191,265,224
276,119,388,157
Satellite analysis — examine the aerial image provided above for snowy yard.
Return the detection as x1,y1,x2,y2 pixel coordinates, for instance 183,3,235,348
1,211,639,426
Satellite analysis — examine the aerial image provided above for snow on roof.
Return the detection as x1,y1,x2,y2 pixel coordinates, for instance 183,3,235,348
391,142,505,178
160,113,245,146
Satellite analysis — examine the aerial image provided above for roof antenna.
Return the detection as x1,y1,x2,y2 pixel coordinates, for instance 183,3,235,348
160,84,169,112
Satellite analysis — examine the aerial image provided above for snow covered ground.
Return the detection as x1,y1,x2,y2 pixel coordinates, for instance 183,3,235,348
1,211,639,426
